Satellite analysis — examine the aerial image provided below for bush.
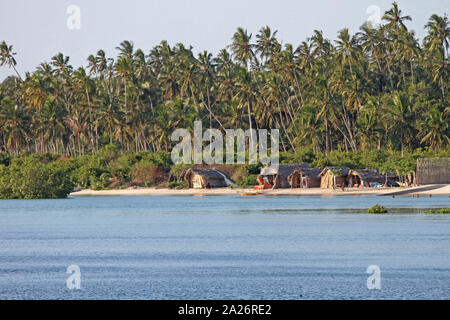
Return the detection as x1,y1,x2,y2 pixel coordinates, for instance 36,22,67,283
96,144,120,161
71,155,109,189
168,181,188,189
368,204,388,214
169,164,191,182
237,174,258,188
131,161,167,186
424,208,450,214
90,172,113,190
0,158,74,199
138,151,172,170
108,152,139,182
0,153,10,166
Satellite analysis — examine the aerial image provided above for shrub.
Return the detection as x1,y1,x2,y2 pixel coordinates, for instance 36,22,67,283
71,156,109,189
368,204,388,214
138,151,172,170
245,163,263,174
169,164,191,182
0,153,10,166
131,161,167,186
424,208,450,214
96,144,120,161
108,152,139,182
0,159,74,199
237,174,258,188
168,181,188,189
90,172,113,190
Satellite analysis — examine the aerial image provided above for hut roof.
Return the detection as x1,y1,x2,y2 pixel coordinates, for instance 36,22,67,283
348,169,385,181
260,163,310,178
298,167,323,180
319,166,350,177
184,168,230,180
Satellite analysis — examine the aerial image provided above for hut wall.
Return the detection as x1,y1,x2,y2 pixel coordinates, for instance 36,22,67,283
206,178,227,188
192,173,204,188
320,173,345,188
416,158,450,185
287,171,301,188
275,175,291,188
307,178,321,188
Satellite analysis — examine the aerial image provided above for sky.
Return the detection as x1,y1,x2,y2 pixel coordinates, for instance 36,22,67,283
0,0,448,80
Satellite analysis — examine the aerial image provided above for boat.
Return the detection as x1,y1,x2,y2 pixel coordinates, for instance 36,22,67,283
239,190,263,196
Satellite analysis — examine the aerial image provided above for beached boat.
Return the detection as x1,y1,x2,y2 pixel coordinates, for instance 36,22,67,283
239,190,263,196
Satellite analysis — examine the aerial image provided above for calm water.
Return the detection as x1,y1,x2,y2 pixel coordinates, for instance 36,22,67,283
0,195,449,300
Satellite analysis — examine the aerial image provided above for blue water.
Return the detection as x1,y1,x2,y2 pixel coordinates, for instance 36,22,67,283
0,195,449,300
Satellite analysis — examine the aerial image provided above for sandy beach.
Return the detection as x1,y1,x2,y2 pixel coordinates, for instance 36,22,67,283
70,184,450,197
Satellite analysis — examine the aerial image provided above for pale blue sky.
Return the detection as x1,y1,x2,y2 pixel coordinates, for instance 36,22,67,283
0,0,448,80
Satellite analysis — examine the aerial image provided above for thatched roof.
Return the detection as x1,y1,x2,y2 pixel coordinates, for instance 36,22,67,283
291,167,323,180
319,166,350,177
184,168,230,180
260,163,310,178
348,169,385,181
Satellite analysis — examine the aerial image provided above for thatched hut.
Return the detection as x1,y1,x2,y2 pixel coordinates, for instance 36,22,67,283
346,169,386,187
184,168,232,188
287,167,322,188
319,166,350,189
259,164,310,188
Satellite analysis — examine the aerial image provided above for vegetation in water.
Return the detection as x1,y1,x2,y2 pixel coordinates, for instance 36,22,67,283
423,208,450,214
368,204,388,214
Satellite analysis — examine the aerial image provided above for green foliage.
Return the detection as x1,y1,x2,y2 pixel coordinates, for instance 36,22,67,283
244,163,263,174
237,174,258,188
280,148,317,165
130,161,167,186
368,204,388,214
1,5,449,159
0,157,74,199
71,155,109,189
169,164,191,182
0,153,10,166
423,208,450,214
168,181,188,189
137,151,172,170
96,144,120,161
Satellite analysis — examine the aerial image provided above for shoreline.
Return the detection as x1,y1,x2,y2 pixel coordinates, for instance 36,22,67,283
70,184,450,197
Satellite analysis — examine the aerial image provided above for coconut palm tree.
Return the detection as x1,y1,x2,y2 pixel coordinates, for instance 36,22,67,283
230,28,255,70
0,41,22,80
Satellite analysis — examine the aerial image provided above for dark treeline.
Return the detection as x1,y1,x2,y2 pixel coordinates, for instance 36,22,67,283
0,2,449,157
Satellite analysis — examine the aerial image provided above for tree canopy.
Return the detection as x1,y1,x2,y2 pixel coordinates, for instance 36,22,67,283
0,2,448,157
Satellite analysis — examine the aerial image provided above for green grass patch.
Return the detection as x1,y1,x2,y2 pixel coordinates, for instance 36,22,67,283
368,204,388,214
423,208,450,214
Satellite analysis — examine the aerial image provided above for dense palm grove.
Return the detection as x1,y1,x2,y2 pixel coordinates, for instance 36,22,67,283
0,3,449,158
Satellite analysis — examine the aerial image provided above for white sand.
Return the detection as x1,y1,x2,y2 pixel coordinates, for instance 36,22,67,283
70,184,450,197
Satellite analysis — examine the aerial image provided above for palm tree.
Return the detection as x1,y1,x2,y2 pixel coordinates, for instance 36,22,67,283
73,67,95,150
424,14,450,58
424,14,449,99
419,107,449,151
382,2,412,32
384,92,415,156
230,28,255,70
0,98,29,154
0,41,22,80
255,26,279,64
